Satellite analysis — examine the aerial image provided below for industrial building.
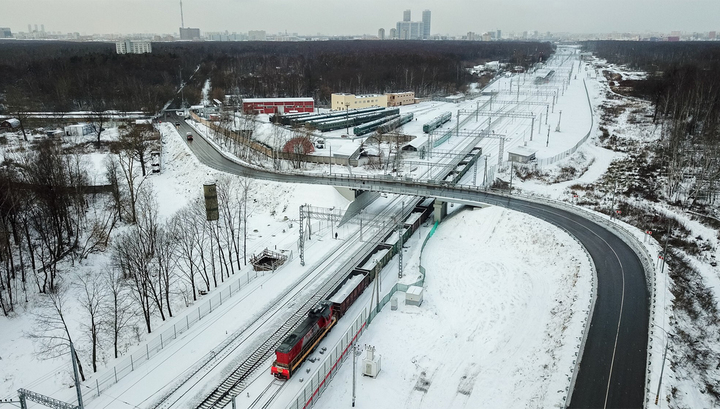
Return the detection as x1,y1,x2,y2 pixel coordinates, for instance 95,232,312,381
179,27,201,40
332,94,387,111
386,92,416,106
332,92,416,110
242,97,314,115
115,40,152,54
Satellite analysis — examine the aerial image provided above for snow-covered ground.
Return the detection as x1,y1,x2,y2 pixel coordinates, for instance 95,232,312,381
4,45,705,409
311,206,592,409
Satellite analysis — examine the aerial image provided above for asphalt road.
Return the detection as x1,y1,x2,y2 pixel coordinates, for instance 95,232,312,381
172,120,649,408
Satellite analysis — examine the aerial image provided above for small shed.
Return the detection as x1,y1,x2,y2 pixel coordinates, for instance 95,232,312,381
64,124,93,137
402,136,428,156
0,118,21,130
507,146,537,164
405,286,424,306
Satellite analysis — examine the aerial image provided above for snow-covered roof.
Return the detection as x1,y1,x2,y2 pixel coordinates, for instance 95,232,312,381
402,136,428,150
507,146,538,157
1,118,20,128
242,97,314,103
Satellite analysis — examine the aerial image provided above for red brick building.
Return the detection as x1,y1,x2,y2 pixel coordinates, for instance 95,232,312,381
242,98,314,114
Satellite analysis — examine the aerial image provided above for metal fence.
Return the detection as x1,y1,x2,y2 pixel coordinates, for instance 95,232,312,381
535,79,594,168
87,257,290,398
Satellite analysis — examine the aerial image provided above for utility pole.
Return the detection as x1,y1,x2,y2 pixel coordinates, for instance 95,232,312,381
71,342,84,409
530,116,535,141
352,343,361,407
483,156,488,187
345,103,350,135
546,125,550,147
398,201,404,279
555,110,562,132
329,144,332,176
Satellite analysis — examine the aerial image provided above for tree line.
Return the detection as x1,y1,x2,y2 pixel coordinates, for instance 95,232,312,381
0,40,553,116
584,41,720,208
1,124,257,377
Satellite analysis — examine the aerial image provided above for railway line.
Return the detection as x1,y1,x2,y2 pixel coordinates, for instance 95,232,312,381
194,198,410,408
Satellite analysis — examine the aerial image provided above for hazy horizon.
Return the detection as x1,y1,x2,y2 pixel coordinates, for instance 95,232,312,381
4,0,720,37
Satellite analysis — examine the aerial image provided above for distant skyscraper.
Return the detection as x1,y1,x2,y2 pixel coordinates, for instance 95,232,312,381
497,29,502,40
179,27,201,40
403,9,411,22
41,24,45,32
389,28,397,39
421,10,431,39
27,24,31,33
378,28,385,40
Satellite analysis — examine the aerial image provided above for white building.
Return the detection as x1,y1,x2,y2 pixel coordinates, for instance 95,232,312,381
116,40,152,54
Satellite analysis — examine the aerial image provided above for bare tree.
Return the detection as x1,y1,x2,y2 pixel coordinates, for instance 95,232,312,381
76,272,106,373
103,266,134,359
26,287,86,381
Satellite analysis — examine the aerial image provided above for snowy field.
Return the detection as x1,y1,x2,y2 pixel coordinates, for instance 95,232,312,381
312,206,592,409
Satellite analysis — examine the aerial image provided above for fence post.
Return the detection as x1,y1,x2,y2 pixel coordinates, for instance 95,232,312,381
114,367,117,383
160,334,164,349
96,379,100,397
131,355,134,371
146,344,149,360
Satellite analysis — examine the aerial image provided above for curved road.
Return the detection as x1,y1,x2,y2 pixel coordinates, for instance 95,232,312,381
174,121,649,408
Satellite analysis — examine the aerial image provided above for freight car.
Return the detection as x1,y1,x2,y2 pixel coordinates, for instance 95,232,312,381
271,199,436,380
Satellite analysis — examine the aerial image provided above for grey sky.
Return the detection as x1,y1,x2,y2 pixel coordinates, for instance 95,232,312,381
4,0,720,36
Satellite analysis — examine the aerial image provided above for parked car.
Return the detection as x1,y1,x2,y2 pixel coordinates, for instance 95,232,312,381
175,122,180,127
186,132,193,141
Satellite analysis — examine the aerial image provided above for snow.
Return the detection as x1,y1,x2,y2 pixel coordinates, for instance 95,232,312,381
329,274,365,304
311,206,592,409
4,45,706,409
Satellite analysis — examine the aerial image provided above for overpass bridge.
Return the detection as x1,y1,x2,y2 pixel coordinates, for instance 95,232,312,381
176,115,652,408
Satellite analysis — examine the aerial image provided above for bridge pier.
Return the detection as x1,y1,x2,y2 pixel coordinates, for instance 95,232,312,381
433,200,448,222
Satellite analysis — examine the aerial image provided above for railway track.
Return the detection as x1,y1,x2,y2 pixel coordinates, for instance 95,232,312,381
194,200,411,408
147,217,385,408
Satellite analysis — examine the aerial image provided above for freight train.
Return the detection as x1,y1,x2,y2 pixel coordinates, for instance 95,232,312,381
270,199,435,380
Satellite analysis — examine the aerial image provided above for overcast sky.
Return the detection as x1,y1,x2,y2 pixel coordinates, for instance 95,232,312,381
4,0,720,36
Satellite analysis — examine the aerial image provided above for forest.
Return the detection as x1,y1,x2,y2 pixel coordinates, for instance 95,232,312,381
584,41,720,209
584,40,720,402
0,40,553,114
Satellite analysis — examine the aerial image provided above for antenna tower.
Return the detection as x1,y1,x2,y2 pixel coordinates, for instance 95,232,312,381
180,1,185,28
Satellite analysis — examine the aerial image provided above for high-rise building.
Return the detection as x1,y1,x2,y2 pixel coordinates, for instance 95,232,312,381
116,40,152,54
179,27,201,40
41,24,45,32
0,28,12,38
389,28,397,39
248,30,266,41
496,29,502,40
396,9,427,40
421,10,431,39
27,24,31,33
378,28,385,40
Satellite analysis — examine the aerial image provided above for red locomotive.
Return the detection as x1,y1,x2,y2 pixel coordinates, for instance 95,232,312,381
271,302,336,379
271,272,371,380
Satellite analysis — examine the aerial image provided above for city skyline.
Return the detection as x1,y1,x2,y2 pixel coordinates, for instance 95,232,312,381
2,0,720,38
